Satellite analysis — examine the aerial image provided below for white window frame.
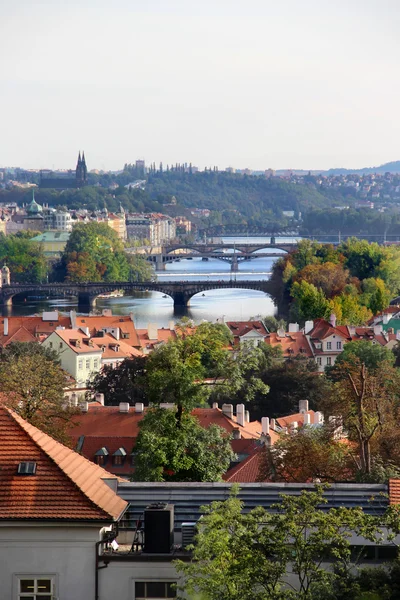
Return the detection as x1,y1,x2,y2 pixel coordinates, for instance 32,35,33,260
85,359,91,370
336,341,342,350
326,342,332,350
14,574,57,600
78,359,83,370
132,579,177,600
326,357,332,366
316,357,322,366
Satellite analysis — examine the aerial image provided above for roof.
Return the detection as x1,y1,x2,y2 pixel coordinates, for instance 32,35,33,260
31,232,70,243
49,329,103,355
224,447,265,483
226,320,268,339
136,328,176,350
91,334,143,359
308,319,350,341
389,479,400,505
382,319,400,333
266,332,313,358
0,407,127,521
0,315,71,347
276,410,316,429
75,315,141,348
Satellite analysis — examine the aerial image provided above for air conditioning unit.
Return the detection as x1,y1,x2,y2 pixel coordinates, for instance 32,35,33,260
181,522,197,549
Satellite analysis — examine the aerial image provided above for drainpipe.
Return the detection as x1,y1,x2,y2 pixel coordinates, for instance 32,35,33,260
95,527,118,600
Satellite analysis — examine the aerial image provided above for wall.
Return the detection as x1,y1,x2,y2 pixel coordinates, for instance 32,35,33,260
100,560,181,600
0,524,101,600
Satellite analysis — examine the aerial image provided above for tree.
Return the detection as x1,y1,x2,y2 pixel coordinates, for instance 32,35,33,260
262,316,288,332
175,485,384,600
132,407,234,482
87,356,148,405
295,262,348,299
328,294,372,325
126,253,155,282
59,222,130,283
0,233,47,283
0,342,76,444
290,280,330,323
328,341,395,377
262,425,356,483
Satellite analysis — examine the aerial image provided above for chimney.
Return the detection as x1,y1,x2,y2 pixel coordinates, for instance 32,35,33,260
299,400,309,414
3,318,8,336
236,404,245,427
270,418,276,430
329,313,337,328
168,320,175,331
290,421,298,430
135,402,144,413
148,323,158,340
348,326,356,336
261,417,270,435
212,402,218,409
277,327,286,337
81,401,89,413
70,392,78,407
129,312,135,323
314,411,324,425
245,410,250,423
95,393,105,406
222,403,233,419
232,427,241,440
304,320,314,334
303,413,311,425
70,310,77,329
288,322,299,333
373,325,383,335
119,402,130,413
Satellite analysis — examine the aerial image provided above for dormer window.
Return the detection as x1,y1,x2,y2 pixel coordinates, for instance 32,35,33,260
95,447,109,465
17,461,36,475
113,447,127,466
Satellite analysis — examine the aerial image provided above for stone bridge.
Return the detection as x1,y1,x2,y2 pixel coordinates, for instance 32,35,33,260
0,280,275,309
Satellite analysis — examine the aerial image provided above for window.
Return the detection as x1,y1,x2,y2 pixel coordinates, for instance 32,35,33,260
17,461,36,475
78,359,83,370
113,455,123,466
135,581,176,599
49,342,53,349
326,357,332,366
316,357,322,366
85,359,90,369
93,359,99,369
326,342,332,350
336,341,342,350
17,576,55,599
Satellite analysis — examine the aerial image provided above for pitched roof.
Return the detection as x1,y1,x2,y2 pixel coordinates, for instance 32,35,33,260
50,329,103,354
226,320,268,338
0,315,71,347
224,447,265,483
75,314,140,348
276,410,316,429
91,334,143,359
308,318,350,341
266,332,313,358
0,407,127,521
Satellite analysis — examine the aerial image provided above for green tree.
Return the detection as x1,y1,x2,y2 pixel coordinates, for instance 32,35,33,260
328,341,395,377
0,342,76,444
87,356,148,405
175,486,383,600
290,280,330,323
262,316,288,332
132,407,234,482
126,253,155,281
0,233,47,283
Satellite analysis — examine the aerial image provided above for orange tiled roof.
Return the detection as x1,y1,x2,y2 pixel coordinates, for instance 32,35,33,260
266,332,313,358
224,447,265,483
276,410,316,429
136,328,177,349
226,320,268,338
91,334,143,359
51,329,103,354
75,315,140,348
0,315,71,347
0,407,127,521
389,479,400,505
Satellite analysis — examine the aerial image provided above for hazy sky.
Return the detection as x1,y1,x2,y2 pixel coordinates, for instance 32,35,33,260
1,0,400,171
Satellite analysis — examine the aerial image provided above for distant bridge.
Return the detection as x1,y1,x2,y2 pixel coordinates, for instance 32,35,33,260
0,280,275,309
199,225,300,236
145,242,295,271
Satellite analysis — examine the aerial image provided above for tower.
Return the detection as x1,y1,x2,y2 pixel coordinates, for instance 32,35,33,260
76,151,87,187
1,265,10,287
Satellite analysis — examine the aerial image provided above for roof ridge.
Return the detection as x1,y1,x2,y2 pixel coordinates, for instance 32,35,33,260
6,408,127,521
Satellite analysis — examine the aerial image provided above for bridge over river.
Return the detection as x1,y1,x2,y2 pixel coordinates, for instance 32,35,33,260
0,280,275,309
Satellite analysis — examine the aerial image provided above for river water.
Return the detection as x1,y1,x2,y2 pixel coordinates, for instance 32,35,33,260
7,237,297,327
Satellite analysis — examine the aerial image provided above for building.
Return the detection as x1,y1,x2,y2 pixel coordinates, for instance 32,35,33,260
43,207,73,231
126,213,176,245
22,191,44,231
0,405,127,600
39,152,88,189
30,231,70,257
226,320,269,348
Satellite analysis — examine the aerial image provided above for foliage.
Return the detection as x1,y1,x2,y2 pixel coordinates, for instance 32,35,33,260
175,485,385,600
262,425,356,483
327,341,395,377
59,222,130,283
0,342,76,444
0,232,47,283
132,407,234,482
87,356,148,405
126,253,155,282
262,316,288,332
290,280,330,322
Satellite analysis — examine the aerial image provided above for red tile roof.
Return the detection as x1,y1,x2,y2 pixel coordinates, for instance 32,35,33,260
224,447,265,483
75,315,140,348
0,407,127,521
226,320,268,339
276,410,316,429
308,319,350,341
266,332,313,358
389,479,400,505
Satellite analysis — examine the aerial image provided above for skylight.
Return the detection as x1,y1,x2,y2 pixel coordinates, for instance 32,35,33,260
17,461,37,475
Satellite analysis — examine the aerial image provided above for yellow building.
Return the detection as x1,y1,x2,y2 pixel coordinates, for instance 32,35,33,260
30,231,70,257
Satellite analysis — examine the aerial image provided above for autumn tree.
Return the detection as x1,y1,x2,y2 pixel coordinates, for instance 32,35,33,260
0,342,77,444
295,262,348,298
262,425,356,483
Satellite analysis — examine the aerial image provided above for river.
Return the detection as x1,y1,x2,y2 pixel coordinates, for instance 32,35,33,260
6,237,298,327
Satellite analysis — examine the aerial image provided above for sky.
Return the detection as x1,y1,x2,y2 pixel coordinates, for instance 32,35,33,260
1,0,400,172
